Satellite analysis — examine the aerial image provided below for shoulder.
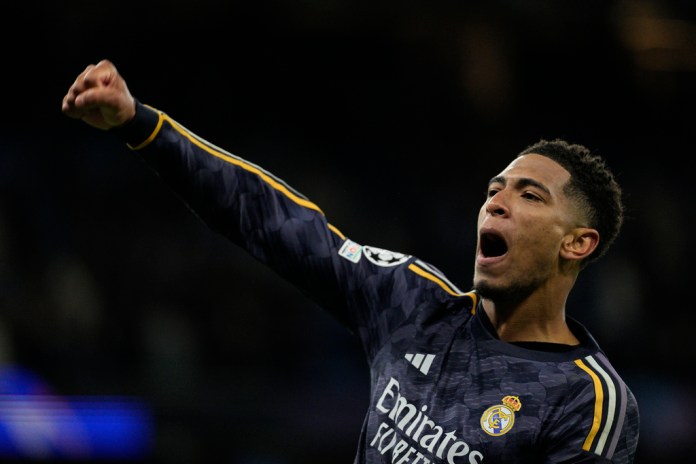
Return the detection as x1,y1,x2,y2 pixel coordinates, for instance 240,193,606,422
566,352,639,461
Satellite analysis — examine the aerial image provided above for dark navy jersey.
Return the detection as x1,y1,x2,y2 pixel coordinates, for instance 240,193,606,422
113,102,639,463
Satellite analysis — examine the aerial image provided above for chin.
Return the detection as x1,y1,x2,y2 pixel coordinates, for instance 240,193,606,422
473,280,498,298
473,279,535,303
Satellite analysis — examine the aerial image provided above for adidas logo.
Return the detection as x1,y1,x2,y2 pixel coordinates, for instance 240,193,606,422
404,353,436,375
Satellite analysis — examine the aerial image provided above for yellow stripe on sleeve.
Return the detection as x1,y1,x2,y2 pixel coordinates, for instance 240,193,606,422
131,110,348,242
328,223,345,240
127,108,165,150
408,263,468,298
574,358,604,451
163,115,325,215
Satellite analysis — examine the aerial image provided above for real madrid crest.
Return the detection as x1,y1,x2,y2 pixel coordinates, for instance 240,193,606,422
480,395,522,436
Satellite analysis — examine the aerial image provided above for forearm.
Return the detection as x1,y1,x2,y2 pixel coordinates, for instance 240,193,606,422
111,102,352,318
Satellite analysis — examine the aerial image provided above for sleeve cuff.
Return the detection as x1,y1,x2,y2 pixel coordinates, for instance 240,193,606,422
111,100,161,148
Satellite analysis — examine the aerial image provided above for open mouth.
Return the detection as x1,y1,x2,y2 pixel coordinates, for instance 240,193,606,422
480,232,508,258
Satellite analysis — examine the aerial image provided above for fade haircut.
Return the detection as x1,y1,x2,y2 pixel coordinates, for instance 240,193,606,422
518,139,624,268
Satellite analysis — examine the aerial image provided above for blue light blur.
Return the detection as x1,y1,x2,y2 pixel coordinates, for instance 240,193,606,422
0,365,153,460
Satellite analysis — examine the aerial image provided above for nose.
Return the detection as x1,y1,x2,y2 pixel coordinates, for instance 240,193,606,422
485,191,509,217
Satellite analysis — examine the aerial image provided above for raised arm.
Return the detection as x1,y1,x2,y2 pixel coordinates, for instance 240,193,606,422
60,60,465,356
62,60,356,323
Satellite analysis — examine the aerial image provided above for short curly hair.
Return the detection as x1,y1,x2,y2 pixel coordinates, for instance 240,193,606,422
518,139,624,268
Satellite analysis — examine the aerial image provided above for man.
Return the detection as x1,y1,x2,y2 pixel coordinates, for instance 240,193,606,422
62,59,639,463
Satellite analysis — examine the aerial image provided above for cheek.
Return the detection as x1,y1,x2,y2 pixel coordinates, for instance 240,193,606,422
541,231,567,262
476,206,486,228
520,221,564,253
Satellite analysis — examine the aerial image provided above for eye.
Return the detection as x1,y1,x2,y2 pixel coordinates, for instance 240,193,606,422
522,191,542,201
486,187,500,198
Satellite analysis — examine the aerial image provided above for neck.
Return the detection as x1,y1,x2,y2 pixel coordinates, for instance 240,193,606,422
481,294,579,345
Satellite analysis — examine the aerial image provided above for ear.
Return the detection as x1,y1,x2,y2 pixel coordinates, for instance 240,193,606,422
560,227,600,262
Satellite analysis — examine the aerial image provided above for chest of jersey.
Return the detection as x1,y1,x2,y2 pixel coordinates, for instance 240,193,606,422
363,316,560,463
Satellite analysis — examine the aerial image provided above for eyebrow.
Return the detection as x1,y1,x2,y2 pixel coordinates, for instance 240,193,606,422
488,175,552,196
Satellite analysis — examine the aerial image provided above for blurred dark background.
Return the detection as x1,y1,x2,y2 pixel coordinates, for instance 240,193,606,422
1,0,694,462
